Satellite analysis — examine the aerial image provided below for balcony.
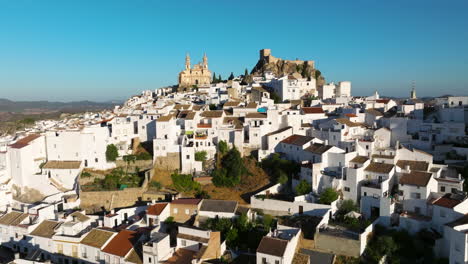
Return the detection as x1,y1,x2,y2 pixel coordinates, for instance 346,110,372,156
197,123,212,128
362,180,381,189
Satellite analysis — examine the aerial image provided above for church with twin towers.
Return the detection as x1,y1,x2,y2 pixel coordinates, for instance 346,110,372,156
178,53,212,89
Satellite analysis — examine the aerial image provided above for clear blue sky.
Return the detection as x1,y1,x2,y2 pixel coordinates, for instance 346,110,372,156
0,0,467,101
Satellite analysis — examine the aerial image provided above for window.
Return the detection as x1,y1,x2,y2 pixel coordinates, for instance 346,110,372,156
344,187,350,192
186,155,190,160
262,258,267,264
275,261,279,264
452,188,457,193
181,240,186,246
440,186,445,192
95,158,98,163
185,209,190,215
173,208,178,214
411,192,421,199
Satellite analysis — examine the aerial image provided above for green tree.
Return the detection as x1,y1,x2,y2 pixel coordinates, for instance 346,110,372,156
295,180,311,195
105,144,119,162
277,171,288,185
338,200,359,215
171,172,200,192
212,72,217,83
209,104,217,110
149,181,162,190
217,140,229,155
195,151,208,161
218,74,222,82
228,72,235,80
226,228,238,245
262,214,274,230
212,147,247,187
244,68,249,77
319,188,339,204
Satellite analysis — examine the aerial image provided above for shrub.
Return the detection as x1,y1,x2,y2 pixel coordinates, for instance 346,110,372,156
171,172,200,192
105,144,119,162
149,181,162,190
136,152,152,160
195,151,207,162
277,171,288,185
81,171,92,178
295,180,311,195
195,189,211,199
338,199,359,215
319,188,339,205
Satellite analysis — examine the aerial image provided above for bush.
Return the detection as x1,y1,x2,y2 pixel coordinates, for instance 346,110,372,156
277,171,288,185
106,144,119,162
149,181,162,190
295,180,311,195
136,152,152,160
81,171,92,178
319,188,339,205
171,172,200,192
195,151,207,162
195,189,211,199
338,200,359,215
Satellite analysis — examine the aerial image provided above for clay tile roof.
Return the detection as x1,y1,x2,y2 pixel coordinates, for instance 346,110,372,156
200,200,238,213
399,171,432,187
252,86,268,93
376,99,390,104
70,211,90,222
157,115,173,122
396,160,429,172
245,102,258,109
171,198,201,205
0,211,28,226
177,110,195,119
43,161,82,170
102,230,140,257
223,101,240,107
265,126,292,137
305,143,333,155
345,113,358,118
223,117,244,130
433,193,465,209
147,203,168,216
192,105,204,111
302,107,324,114
125,248,143,264
173,104,191,110
81,228,116,248
29,220,61,238
245,112,267,119
9,134,41,149
364,162,394,174
257,237,288,257
350,156,369,164
200,111,223,118
281,135,313,146
366,108,383,116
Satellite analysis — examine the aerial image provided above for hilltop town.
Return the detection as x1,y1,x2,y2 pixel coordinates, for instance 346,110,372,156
0,49,467,264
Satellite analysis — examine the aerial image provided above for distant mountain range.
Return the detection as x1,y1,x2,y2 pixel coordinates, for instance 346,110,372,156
0,98,120,113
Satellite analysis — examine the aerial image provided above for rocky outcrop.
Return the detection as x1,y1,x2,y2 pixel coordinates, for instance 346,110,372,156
250,49,325,85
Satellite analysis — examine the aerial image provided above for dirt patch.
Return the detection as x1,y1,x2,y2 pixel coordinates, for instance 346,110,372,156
152,167,175,186
200,158,271,204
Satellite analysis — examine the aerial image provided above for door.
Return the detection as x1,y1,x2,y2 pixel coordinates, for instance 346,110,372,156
299,206,303,215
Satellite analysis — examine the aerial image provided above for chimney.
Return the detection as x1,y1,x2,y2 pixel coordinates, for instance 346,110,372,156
72,215,77,222
396,140,400,149
324,139,328,145
459,174,462,180
405,165,410,172
23,205,28,214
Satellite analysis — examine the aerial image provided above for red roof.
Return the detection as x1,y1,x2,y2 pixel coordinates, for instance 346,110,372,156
376,99,390,104
433,195,463,209
102,230,139,257
302,107,324,114
147,203,168,216
345,113,357,117
171,198,201,205
9,134,41,149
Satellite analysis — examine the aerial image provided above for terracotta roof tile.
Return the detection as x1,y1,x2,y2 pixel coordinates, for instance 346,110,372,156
399,171,432,187
9,134,41,149
102,230,140,257
257,237,288,257
281,135,313,146
364,162,394,174
302,107,324,114
171,198,201,205
147,203,168,216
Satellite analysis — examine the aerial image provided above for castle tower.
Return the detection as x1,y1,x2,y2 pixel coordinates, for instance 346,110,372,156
185,53,191,70
202,53,208,69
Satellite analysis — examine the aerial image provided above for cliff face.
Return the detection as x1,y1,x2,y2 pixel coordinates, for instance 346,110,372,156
250,49,325,85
